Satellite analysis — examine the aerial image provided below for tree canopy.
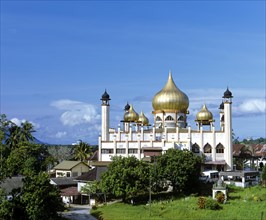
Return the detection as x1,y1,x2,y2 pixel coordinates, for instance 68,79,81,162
6,142,53,176
0,114,64,219
73,140,93,162
154,149,202,194
100,156,150,201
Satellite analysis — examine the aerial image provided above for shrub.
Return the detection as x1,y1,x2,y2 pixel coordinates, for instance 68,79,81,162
253,196,262,202
216,192,225,204
91,205,97,210
197,196,206,209
205,198,221,210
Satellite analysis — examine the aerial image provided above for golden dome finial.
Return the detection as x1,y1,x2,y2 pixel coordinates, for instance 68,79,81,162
169,69,172,77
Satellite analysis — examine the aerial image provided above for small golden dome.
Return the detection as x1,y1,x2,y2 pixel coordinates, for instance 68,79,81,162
196,104,214,124
124,105,139,122
152,72,189,113
137,111,149,126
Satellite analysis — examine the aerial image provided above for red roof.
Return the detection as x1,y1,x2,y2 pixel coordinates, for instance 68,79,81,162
60,187,80,196
233,144,266,157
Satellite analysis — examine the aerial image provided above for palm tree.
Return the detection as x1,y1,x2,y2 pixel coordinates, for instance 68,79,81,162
20,121,35,142
5,121,35,149
73,140,92,162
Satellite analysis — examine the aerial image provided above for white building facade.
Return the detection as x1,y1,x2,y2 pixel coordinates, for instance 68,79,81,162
98,72,234,171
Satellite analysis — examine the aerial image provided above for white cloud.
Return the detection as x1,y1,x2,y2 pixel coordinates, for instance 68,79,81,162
55,131,67,138
51,99,100,126
10,118,40,129
234,99,266,116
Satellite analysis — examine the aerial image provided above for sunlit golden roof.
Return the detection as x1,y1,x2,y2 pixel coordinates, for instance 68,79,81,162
152,72,189,113
196,104,214,125
137,111,149,126
124,105,139,122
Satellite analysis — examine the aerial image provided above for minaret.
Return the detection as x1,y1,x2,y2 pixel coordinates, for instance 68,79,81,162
219,101,224,131
223,87,233,170
123,102,130,132
101,90,111,141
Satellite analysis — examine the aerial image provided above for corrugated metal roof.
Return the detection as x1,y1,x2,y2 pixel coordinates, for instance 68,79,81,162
0,176,24,194
75,167,108,182
53,160,89,170
50,177,77,186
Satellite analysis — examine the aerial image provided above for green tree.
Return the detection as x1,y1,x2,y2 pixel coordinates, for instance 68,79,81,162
81,180,99,204
100,156,150,201
6,142,53,176
21,173,64,220
73,140,92,162
155,149,202,194
5,121,35,150
0,115,12,181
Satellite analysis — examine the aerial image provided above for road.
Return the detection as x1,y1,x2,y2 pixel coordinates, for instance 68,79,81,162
61,204,98,220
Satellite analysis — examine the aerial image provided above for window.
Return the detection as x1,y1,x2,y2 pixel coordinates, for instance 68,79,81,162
101,149,114,154
177,115,184,121
204,143,212,153
216,143,224,153
116,149,126,154
56,172,64,177
165,115,174,121
155,116,162,121
129,149,138,154
192,143,200,153
66,172,71,177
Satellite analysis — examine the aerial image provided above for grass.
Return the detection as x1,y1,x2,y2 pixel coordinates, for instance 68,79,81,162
91,185,266,220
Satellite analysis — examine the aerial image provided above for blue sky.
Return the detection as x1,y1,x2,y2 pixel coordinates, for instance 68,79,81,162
1,1,265,145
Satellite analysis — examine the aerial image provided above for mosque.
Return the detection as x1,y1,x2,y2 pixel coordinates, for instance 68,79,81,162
98,72,233,171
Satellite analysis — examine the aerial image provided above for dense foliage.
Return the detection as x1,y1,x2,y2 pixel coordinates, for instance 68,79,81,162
73,140,93,162
100,156,150,201
21,173,64,220
0,114,64,219
6,142,53,176
154,149,202,194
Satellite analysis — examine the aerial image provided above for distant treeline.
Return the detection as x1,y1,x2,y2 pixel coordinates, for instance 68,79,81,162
234,137,265,144
46,144,98,164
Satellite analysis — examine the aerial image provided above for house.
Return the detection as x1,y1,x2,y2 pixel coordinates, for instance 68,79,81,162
60,186,80,205
53,160,90,178
75,166,108,204
50,177,80,205
233,144,266,169
50,177,77,189
75,166,108,192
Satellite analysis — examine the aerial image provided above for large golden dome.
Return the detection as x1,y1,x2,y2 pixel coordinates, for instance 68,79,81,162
196,104,214,124
152,72,189,113
124,105,139,122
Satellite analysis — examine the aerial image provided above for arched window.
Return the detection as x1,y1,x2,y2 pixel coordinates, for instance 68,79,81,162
204,143,212,153
165,115,174,121
216,143,224,153
177,115,184,121
221,115,224,122
156,116,162,121
192,143,200,153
